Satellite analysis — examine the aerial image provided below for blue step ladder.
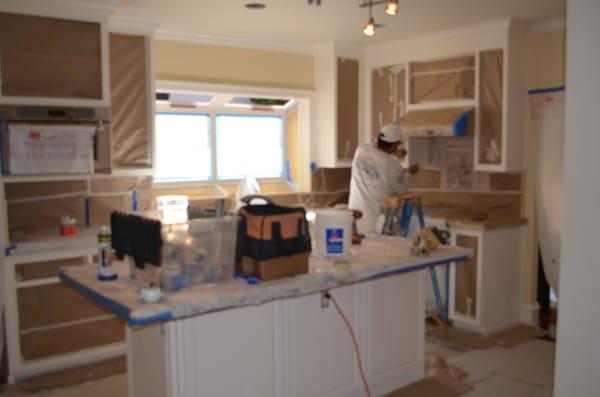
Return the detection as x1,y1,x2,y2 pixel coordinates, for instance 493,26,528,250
384,196,450,324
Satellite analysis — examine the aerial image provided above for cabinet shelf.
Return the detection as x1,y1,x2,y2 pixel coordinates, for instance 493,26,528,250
1,168,154,184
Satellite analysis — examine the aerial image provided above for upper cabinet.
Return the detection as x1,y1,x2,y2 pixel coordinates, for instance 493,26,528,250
314,44,363,168
475,24,528,172
370,19,528,173
408,55,475,105
0,12,108,106
371,64,406,141
109,33,153,169
336,58,359,162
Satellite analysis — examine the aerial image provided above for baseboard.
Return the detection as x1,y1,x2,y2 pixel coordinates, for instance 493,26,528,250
520,302,540,326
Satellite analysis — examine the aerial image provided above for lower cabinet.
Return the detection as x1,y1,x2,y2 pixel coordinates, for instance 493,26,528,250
129,272,425,397
4,252,126,382
449,226,524,334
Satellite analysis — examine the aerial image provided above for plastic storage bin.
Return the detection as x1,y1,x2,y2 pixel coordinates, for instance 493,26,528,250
111,210,239,292
160,215,239,291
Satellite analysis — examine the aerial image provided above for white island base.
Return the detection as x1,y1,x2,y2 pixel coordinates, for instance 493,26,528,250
127,271,425,397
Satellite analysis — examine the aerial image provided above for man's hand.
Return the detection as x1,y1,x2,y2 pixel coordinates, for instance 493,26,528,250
408,163,419,174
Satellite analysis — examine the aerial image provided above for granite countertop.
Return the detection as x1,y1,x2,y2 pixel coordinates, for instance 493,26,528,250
422,206,527,231
59,234,471,327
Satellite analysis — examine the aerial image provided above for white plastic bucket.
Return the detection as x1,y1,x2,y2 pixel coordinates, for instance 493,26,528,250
313,209,353,257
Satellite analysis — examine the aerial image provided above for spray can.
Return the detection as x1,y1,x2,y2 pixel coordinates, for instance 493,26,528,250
97,225,117,281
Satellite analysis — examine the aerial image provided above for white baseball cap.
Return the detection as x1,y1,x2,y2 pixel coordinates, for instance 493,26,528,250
379,124,405,143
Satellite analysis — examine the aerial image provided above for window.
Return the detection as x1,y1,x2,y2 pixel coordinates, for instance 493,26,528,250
154,112,285,183
216,115,284,180
154,113,211,182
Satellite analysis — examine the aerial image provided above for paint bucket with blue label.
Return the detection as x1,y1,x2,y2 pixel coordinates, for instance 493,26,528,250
313,209,353,257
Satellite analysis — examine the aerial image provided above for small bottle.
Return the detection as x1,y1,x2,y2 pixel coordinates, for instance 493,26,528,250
98,225,117,281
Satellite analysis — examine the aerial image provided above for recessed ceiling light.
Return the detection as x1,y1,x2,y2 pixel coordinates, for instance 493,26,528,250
245,3,266,9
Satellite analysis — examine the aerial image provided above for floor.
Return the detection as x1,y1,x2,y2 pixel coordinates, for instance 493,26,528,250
0,337,554,396
427,336,555,397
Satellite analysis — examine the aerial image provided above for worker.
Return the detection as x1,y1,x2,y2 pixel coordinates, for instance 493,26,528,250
349,124,419,232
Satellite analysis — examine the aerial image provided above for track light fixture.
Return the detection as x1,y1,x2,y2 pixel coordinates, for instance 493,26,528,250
359,0,399,37
363,1,376,36
385,0,398,15
363,16,376,36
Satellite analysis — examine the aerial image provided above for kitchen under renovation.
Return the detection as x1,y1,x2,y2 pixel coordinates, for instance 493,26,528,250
0,0,598,396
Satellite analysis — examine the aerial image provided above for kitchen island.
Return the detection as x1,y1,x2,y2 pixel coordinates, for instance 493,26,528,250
60,234,470,397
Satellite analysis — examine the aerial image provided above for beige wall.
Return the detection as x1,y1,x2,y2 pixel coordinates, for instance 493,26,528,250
522,27,566,313
154,40,314,90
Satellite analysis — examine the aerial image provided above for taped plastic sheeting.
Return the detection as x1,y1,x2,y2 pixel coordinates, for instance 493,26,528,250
479,49,504,165
109,33,151,167
0,12,102,99
409,55,475,104
530,90,564,295
88,194,134,227
8,196,86,235
20,317,124,361
372,65,405,141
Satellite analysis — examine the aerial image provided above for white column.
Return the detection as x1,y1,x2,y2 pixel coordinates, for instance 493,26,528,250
554,1,600,395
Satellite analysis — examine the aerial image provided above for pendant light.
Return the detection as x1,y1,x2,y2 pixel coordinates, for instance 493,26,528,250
385,0,398,16
363,1,376,36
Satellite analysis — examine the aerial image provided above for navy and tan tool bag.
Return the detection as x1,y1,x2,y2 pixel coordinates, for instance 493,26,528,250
235,195,311,280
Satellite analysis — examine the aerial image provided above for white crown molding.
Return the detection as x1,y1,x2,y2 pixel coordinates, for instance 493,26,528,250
0,0,118,22
109,14,161,35
155,29,315,55
529,17,565,34
367,17,513,52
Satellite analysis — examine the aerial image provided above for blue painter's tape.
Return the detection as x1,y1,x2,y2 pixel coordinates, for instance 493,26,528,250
84,197,91,227
132,190,138,212
5,245,16,256
59,271,173,327
528,86,565,95
285,160,291,182
452,111,469,137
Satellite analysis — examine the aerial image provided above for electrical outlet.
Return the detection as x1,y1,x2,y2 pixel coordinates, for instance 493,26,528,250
321,290,330,308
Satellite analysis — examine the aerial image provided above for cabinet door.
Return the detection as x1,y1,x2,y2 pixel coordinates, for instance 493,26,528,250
453,234,479,319
337,58,359,162
477,49,504,166
16,257,124,361
365,272,424,394
371,64,405,141
164,302,277,397
109,33,151,168
284,284,359,397
0,12,102,99
408,55,475,104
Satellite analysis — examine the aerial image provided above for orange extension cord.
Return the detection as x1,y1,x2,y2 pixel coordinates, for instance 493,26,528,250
328,293,373,397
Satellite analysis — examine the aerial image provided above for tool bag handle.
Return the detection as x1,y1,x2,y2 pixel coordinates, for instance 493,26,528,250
241,194,276,206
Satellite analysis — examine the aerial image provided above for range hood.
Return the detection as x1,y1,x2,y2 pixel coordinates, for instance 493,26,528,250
402,107,473,138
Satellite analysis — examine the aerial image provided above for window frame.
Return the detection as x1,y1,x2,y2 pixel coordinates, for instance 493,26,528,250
153,110,212,184
214,113,286,181
153,102,288,187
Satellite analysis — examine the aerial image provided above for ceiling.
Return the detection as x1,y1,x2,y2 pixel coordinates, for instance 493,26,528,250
117,0,565,49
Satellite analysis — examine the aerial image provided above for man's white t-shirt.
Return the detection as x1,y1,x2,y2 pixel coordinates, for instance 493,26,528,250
348,144,409,232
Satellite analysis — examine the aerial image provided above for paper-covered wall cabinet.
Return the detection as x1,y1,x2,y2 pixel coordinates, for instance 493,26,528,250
0,12,103,100
337,58,359,162
109,33,152,169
